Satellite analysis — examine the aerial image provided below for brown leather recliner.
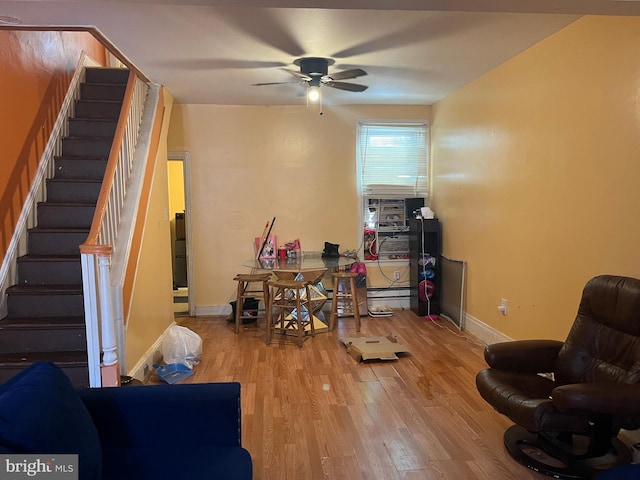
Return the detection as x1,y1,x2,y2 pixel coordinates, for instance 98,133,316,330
476,275,640,479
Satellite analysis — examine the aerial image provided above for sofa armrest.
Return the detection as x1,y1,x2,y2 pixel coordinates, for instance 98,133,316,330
484,340,564,373
551,383,640,416
77,382,242,450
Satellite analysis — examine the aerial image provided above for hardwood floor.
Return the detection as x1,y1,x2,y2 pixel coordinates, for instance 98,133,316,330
151,310,540,479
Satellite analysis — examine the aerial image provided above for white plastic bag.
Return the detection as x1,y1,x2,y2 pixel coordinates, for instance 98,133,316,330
161,325,202,369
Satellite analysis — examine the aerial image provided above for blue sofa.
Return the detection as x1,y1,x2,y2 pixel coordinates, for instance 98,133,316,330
597,464,640,479
0,362,252,480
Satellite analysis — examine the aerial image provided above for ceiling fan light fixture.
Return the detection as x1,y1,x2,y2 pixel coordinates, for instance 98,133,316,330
307,86,321,102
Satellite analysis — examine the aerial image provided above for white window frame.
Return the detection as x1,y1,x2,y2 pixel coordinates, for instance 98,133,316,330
356,120,429,263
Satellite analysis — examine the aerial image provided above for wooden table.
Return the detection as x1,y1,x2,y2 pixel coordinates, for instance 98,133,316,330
243,252,357,334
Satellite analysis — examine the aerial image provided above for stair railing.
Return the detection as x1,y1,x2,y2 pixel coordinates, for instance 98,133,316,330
80,72,150,388
0,53,93,320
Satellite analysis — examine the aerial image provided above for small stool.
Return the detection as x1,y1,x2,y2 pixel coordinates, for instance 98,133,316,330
329,272,362,332
232,273,272,334
267,279,315,347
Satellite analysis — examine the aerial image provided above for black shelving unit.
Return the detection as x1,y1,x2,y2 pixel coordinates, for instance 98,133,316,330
409,218,441,316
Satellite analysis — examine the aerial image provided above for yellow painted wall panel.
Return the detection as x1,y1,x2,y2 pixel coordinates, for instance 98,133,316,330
431,16,640,340
167,160,185,217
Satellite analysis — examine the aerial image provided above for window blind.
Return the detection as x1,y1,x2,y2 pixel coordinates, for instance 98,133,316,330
358,121,428,197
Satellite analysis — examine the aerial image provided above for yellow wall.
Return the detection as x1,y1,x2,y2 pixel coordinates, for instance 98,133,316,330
167,104,429,309
167,160,185,274
125,89,176,371
431,16,640,340
167,161,185,217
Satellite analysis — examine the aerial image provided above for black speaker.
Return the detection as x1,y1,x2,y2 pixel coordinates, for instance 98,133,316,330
405,198,425,223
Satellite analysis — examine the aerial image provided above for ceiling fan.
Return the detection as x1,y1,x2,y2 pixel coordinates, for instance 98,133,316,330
252,57,369,97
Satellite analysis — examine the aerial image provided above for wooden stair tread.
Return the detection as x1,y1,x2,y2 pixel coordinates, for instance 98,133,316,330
47,178,103,183
63,135,115,141
54,155,108,160
0,351,88,366
37,201,96,207
69,118,119,123
68,114,122,118
18,255,80,261
0,316,85,328
6,285,83,294
28,227,89,232
81,82,126,86
76,97,123,102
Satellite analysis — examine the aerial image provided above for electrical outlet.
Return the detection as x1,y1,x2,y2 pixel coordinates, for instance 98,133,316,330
394,270,400,281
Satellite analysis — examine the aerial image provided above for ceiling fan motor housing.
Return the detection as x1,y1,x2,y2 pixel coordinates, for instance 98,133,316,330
296,57,334,77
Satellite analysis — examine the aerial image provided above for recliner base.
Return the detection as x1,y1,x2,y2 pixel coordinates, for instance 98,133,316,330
504,425,631,479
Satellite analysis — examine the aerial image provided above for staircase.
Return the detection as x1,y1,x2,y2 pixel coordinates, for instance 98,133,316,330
0,68,129,387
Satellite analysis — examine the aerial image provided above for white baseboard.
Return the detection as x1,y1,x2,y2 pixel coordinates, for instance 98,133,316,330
128,321,176,382
463,313,512,346
367,298,410,309
364,287,410,310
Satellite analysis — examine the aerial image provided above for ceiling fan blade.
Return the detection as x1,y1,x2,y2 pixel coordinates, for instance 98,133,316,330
328,68,368,81
331,15,463,58
253,68,309,88
325,81,368,92
252,81,300,86
213,9,305,57
149,59,288,70
281,68,311,81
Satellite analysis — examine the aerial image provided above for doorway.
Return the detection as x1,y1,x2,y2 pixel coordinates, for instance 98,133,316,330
167,152,194,317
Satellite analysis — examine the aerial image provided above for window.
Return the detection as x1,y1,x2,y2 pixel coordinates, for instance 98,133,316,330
357,121,429,261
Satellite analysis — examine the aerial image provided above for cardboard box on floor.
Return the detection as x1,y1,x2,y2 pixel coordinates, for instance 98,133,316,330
339,335,410,362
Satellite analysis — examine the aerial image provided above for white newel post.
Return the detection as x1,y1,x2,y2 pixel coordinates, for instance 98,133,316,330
81,252,101,388
97,249,120,387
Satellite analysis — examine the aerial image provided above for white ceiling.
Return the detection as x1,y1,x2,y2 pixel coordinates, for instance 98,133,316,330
1,0,640,105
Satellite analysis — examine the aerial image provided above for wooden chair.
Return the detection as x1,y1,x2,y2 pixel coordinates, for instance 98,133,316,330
329,271,362,332
232,273,272,334
267,278,315,347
